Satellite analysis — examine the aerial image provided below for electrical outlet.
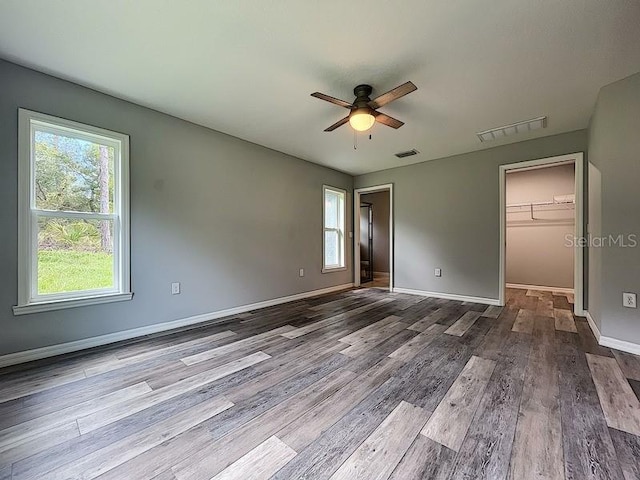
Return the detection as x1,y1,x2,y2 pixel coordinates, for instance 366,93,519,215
623,292,637,308
435,268,442,277
299,268,304,277
171,282,180,295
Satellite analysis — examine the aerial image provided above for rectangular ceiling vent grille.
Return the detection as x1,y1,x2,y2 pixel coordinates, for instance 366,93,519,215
476,116,547,142
395,149,420,158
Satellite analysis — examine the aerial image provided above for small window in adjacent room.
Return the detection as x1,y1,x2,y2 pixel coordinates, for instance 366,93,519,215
323,185,346,272
13,109,131,315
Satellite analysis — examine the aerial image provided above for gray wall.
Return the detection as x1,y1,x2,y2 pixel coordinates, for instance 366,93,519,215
587,71,640,343
506,164,575,289
0,60,352,355
354,130,588,301
360,191,390,273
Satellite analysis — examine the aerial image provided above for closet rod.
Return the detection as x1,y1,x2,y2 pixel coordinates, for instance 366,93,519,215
506,199,574,208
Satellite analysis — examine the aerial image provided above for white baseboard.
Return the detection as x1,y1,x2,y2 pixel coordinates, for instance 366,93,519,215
600,336,640,356
585,311,601,341
392,287,501,306
584,310,640,356
0,283,354,368
506,283,574,294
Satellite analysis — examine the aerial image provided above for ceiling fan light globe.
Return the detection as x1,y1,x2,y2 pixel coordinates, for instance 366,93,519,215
349,111,375,132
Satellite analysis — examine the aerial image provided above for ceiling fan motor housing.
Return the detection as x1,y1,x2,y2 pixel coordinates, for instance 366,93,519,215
353,84,373,108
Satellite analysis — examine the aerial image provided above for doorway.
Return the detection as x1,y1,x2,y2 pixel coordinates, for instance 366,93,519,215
499,153,585,315
354,184,393,291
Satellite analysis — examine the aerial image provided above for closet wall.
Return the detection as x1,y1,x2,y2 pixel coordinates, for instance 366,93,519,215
506,163,575,289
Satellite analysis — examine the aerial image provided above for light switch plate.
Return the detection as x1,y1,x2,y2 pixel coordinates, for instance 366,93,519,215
435,268,442,277
623,292,637,308
171,282,180,295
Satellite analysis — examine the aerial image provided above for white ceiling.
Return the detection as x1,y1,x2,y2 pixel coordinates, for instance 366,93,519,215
1,1,639,175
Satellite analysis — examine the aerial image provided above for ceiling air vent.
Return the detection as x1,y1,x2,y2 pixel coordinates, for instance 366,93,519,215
476,116,547,142
395,149,419,158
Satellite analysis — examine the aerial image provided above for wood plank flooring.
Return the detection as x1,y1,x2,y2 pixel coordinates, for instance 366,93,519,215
1,287,639,479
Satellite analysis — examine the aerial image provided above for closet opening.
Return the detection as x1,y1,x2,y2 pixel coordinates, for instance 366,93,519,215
499,153,585,315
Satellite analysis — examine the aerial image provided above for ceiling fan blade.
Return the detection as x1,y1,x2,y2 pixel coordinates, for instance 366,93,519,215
311,92,354,109
374,112,404,129
324,116,350,132
368,81,417,109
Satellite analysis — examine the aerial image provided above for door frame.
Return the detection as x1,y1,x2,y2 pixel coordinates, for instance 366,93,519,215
354,184,394,291
499,152,585,315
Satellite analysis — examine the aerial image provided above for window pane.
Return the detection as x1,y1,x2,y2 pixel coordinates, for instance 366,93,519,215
324,191,338,229
37,217,114,295
34,129,115,213
325,230,339,267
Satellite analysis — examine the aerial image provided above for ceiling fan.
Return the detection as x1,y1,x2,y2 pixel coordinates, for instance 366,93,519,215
311,81,417,132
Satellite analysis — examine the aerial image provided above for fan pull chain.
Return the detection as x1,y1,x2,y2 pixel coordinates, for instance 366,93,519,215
352,129,372,150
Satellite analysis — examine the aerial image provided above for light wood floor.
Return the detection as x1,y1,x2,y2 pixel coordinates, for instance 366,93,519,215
361,276,390,289
1,287,640,479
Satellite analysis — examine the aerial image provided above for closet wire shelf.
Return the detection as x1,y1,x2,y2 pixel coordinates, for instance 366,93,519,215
506,195,575,225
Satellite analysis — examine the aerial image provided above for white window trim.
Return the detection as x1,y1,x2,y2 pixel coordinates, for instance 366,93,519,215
13,109,132,316
322,185,347,273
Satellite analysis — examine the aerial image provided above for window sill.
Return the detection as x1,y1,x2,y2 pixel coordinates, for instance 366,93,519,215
322,267,347,274
13,292,133,316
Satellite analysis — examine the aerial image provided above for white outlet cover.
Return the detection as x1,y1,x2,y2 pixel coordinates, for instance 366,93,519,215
435,268,442,277
171,282,180,295
623,292,637,308
299,269,304,277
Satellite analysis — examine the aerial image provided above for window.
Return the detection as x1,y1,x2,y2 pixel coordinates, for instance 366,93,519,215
323,185,346,272
14,109,131,315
